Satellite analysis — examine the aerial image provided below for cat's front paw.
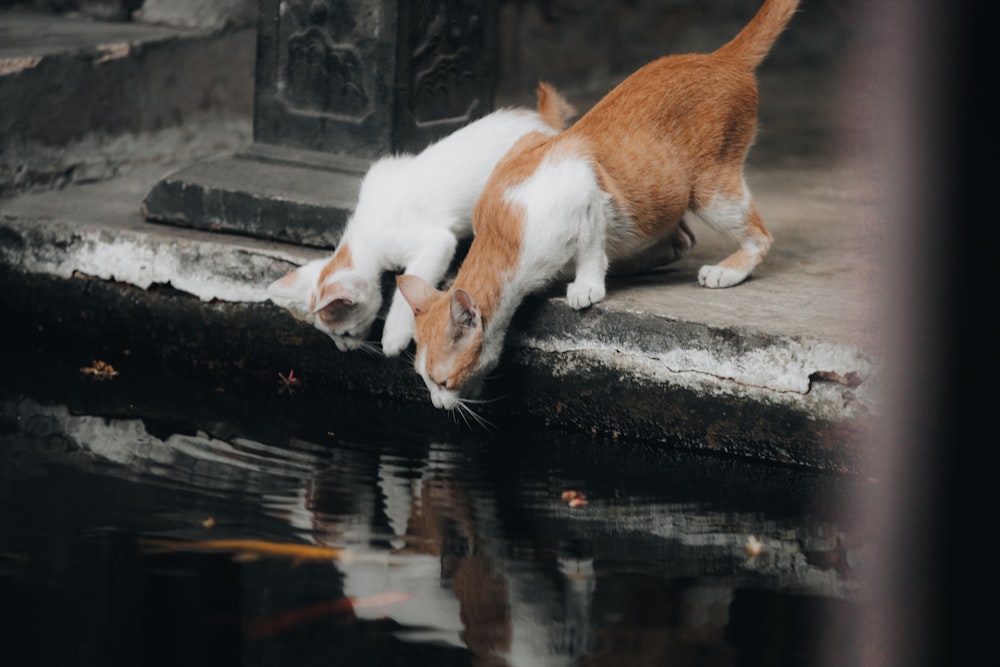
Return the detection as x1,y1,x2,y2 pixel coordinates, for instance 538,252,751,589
566,281,605,310
381,328,413,357
698,264,747,289
380,316,415,357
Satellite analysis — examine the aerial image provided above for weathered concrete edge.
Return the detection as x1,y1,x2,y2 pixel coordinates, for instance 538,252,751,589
510,299,876,422
0,213,877,472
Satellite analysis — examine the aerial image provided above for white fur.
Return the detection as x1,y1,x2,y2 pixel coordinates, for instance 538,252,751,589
466,153,614,383
694,182,764,288
267,108,560,356
508,155,610,304
416,348,451,410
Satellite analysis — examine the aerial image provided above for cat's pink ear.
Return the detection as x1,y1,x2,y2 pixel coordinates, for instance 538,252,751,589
396,275,440,316
267,258,327,302
312,281,361,326
449,289,481,333
314,279,361,313
270,269,303,292
267,259,329,305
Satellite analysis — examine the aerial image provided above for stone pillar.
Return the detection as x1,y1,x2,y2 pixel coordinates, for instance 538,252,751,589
142,0,498,248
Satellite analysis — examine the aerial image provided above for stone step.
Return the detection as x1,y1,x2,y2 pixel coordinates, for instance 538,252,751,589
0,4,256,197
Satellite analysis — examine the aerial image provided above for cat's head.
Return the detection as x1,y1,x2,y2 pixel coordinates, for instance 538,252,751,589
268,255,382,352
308,270,382,351
397,275,488,410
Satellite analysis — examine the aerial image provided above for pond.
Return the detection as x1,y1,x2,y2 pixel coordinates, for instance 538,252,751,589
0,342,873,667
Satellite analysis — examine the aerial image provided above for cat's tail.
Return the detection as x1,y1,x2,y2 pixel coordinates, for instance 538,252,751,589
714,0,800,70
536,81,577,131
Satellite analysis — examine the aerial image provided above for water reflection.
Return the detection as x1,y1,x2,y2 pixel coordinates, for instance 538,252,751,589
0,393,868,666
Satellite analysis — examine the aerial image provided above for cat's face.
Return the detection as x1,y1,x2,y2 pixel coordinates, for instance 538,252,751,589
398,276,486,410
268,257,381,352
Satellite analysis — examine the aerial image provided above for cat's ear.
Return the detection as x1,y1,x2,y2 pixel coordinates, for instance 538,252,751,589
396,275,440,316
267,258,328,304
536,81,576,131
314,273,367,313
449,289,481,335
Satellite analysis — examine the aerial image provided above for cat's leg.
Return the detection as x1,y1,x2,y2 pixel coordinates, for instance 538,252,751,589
382,229,459,356
694,179,772,288
608,217,697,276
566,194,610,309
670,216,697,259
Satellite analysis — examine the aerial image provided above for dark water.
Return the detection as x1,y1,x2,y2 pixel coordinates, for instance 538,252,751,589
0,347,872,667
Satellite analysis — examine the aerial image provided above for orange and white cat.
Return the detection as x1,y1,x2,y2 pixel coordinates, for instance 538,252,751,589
267,84,574,357
397,0,799,411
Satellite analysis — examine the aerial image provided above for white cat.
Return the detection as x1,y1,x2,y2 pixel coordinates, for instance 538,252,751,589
267,84,575,357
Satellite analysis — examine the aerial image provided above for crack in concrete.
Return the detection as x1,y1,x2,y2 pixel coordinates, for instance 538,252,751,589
513,332,876,421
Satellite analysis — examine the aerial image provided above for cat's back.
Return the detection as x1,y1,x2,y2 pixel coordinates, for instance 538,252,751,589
417,108,555,175
403,110,556,226
571,52,758,151
473,129,610,270
348,110,553,247
538,52,761,239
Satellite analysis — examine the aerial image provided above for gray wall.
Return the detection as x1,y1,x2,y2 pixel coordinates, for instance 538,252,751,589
495,0,855,99
4,0,857,91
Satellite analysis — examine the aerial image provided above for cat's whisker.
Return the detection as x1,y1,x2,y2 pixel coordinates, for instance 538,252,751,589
470,410,497,433
457,407,472,430
456,394,506,406
450,405,468,429
453,402,473,429
358,341,383,357
454,398,496,433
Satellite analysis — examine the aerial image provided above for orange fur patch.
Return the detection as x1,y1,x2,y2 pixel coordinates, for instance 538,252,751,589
310,243,354,311
318,242,353,284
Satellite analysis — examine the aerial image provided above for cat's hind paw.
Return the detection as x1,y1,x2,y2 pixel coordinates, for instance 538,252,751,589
697,264,748,289
566,281,605,310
